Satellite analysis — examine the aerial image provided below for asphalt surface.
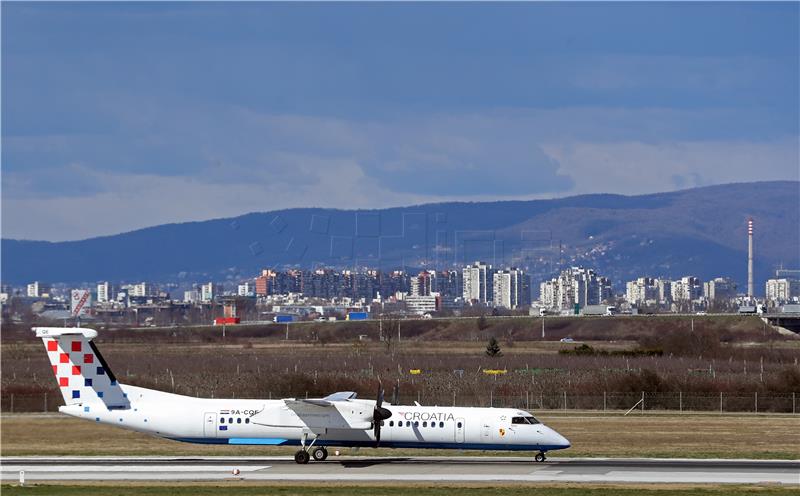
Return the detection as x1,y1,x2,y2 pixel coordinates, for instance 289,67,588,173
2,456,798,484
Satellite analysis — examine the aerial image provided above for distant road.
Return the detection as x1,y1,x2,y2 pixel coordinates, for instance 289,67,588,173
2,456,798,484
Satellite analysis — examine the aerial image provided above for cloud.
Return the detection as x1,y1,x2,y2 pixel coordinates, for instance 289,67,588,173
5,100,800,240
542,137,800,196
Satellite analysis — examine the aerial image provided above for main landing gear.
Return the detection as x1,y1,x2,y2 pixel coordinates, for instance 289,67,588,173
294,433,328,464
534,452,547,463
294,446,328,464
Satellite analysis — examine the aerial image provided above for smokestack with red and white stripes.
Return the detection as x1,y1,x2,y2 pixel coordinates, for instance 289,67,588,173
747,218,754,298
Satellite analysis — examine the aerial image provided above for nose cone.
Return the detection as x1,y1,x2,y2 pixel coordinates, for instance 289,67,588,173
544,426,571,450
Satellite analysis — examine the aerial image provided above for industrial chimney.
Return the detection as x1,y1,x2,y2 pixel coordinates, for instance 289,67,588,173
747,218,754,298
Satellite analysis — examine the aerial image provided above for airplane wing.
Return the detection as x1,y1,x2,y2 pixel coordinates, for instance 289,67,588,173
280,390,357,408
322,391,357,401
280,394,372,430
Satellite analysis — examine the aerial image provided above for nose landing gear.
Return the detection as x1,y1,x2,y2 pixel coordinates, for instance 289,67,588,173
534,452,547,463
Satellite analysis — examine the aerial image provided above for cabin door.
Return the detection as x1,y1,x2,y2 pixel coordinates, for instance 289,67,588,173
203,412,217,438
455,418,465,443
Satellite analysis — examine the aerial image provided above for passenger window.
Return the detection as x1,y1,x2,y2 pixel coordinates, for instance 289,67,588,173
380,420,384,426
220,418,225,424
406,421,411,427
439,421,444,428
229,417,233,424
245,418,250,424
414,421,419,427
423,421,427,427
457,422,462,428
237,418,242,424
389,421,394,427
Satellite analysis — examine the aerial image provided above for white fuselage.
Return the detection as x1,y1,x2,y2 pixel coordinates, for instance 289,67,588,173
61,384,570,452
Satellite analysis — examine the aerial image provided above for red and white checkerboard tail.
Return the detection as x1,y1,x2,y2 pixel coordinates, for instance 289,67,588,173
35,327,130,408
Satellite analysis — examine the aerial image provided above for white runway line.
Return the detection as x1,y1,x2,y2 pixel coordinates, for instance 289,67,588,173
1,465,270,473
1,457,797,485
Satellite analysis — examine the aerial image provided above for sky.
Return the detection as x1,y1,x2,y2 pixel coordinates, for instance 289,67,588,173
2,2,798,241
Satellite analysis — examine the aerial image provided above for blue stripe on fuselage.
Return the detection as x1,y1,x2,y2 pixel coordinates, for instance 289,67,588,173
166,437,569,451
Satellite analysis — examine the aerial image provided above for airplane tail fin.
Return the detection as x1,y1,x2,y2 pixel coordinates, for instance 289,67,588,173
35,327,130,409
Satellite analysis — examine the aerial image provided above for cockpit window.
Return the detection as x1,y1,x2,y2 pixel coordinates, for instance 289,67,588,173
512,416,540,425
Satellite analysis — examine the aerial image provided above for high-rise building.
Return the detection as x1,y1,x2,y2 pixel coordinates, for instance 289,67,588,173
238,282,253,297
625,277,658,306
131,283,149,297
201,282,215,302
671,276,702,302
97,282,112,303
255,270,271,296
27,281,50,298
539,267,610,310
704,277,737,302
411,271,433,297
765,278,800,304
493,268,526,309
463,261,493,304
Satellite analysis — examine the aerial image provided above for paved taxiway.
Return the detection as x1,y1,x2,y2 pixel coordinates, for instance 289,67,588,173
2,457,798,484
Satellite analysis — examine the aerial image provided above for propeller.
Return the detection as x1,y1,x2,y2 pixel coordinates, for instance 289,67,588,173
373,383,392,447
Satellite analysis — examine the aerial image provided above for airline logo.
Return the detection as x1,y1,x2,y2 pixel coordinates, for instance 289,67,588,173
71,290,91,317
397,411,456,422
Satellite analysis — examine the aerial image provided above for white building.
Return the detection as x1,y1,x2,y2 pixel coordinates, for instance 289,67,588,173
540,267,611,311
201,282,215,302
27,281,50,298
237,282,253,297
183,290,199,303
493,268,525,309
766,278,800,304
463,261,493,304
97,282,112,303
625,277,658,306
131,283,149,297
671,276,702,302
405,294,439,315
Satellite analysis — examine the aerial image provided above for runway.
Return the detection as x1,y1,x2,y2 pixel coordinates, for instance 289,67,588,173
2,456,798,484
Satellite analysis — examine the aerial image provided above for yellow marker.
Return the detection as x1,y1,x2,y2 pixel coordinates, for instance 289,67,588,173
409,369,421,375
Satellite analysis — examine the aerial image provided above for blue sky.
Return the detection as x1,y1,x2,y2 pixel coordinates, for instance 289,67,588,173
3,2,798,241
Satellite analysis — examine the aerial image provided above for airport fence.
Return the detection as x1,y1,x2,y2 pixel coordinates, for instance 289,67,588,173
1,391,797,414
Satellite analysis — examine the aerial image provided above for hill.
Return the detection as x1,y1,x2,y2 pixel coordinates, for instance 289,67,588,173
2,181,798,288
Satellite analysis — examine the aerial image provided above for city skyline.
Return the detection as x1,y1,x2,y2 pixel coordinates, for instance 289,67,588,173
3,2,798,241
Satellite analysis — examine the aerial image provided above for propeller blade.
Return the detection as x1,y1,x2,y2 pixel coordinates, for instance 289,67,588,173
373,382,391,447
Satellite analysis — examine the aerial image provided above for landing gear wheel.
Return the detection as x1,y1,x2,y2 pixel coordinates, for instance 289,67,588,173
535,452,546,463
312,447,328,461
294,450,310,464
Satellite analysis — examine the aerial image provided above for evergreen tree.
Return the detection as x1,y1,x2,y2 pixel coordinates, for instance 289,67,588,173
485,336,503,357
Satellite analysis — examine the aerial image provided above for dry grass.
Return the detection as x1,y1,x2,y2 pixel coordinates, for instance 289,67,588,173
2,412,797,459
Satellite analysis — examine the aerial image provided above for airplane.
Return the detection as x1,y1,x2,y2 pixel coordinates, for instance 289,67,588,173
35,326,571,464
